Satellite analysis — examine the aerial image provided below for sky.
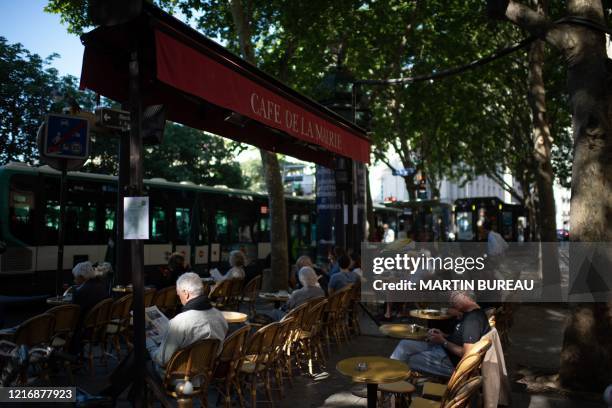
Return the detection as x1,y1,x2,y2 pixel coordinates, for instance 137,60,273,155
0,0,84,77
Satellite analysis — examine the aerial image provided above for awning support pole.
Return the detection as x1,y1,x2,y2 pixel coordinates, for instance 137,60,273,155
128,46,146,407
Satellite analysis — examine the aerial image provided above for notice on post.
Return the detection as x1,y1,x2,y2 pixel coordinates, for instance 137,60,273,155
124,196,149,240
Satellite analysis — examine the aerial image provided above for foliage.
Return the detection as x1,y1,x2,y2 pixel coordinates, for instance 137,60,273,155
44,0,574,198
0,37,57,165
144,124,247,188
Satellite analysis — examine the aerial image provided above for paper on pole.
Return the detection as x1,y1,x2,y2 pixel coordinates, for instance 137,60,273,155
124,196,149,240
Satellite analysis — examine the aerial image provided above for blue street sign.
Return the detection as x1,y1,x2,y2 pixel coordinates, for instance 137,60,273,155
43,114,90,160
392,167,415,177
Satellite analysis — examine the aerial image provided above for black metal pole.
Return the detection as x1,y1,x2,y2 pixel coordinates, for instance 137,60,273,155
128,47,146,407
117,130,130,285
55,160,68,297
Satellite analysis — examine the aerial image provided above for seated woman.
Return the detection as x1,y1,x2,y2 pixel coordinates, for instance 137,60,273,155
72,261,110,318
159,252,191,288
211,250,246,283
271,266,325,321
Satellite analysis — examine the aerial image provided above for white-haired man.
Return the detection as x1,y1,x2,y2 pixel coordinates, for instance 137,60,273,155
148,272,228,366
390,291,490,377
101,273,227,401
72,261,109,319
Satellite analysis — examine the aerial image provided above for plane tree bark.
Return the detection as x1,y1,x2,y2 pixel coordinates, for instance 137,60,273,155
487,0,612,391
229,0,289,291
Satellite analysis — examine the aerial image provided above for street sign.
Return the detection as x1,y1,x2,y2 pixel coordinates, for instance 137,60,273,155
43,113,90,160
96,107,131,131
392,167,415,177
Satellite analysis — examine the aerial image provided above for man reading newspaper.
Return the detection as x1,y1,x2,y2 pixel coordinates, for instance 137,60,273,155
100,272,228,402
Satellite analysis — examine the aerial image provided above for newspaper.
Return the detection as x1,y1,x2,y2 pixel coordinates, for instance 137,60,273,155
145,305,169,345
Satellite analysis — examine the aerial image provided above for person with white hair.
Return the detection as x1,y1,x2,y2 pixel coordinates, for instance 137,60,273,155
101,272,228,400
270,266,325,321
292,255,329,294
211,250,246,283
149,272,228,366
72,261,109,319
389,290,490,377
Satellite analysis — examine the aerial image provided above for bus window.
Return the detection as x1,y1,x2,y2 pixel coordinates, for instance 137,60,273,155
236,217,253,243
258,217,270,241
44,200,60,231
9,186,35,244
197,208,209,245
175,207,191,243
105,207,115,233
151,207,167,242
214,211,228,243
457,212,474,241
64,201,97,244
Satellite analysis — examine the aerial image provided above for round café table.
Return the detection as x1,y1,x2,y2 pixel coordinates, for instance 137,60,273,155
379,324,428,341
409,309,452,320
46,296,72,306
112,286,133,293
336,356,410,408
259,292,289,308
221,311,248,323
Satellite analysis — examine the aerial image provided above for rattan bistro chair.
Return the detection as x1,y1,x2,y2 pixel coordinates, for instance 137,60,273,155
241,275,262,317
14,313,56,348
105,294,133,359
46,304,81,350
152,286,178,317
409,376,483,408
163,338,220,408
420,338,491,404
239,322,280,407
81,298,113,375
296,298,328,376
210,278,243,310
213,325,250,408
144,287,157,307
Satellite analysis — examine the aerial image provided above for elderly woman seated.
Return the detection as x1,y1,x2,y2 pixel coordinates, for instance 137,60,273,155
270,266,325,321
211,250,246,283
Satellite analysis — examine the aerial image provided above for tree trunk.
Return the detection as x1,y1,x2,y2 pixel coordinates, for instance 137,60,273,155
403,176,416,200
487,0,612,391
366,168,377,241
229,0,289,290
260,150,289,291
526,1,561,295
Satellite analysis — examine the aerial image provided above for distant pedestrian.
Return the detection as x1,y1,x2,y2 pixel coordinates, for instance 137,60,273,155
383,223,395,243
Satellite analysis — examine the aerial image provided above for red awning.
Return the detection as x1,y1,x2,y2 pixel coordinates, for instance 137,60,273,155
79,4,370,166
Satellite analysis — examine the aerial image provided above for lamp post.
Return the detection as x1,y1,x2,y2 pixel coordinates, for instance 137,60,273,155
317,67,371,253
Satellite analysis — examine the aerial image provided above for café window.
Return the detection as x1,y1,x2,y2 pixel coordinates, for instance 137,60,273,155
151,206,167,241
175,207,191,243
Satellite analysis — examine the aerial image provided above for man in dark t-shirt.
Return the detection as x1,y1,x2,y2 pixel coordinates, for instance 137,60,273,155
390,291,490,377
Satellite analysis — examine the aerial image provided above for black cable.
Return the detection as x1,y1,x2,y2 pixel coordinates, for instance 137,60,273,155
356,16,611,86
357,35,538,86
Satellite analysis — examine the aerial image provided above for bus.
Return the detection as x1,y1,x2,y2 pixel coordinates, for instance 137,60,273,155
384,200,453,241
454,196,528,242
0,162,316,295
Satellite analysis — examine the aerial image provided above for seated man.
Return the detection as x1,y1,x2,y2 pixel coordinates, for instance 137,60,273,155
148,272,228,367
328,254,359,295
101,272,228,400
390,290,490,377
